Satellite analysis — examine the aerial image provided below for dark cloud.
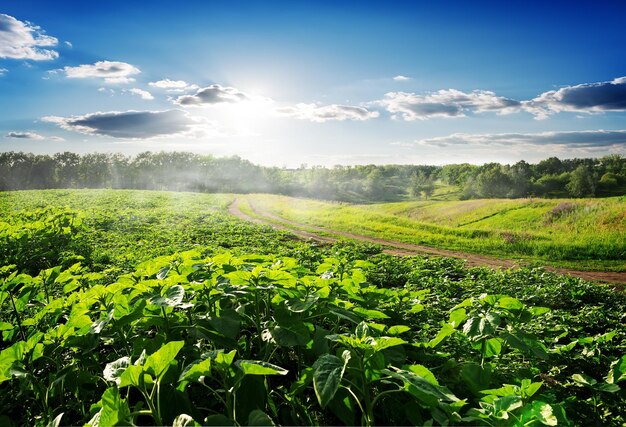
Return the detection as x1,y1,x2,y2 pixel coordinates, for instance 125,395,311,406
380,89,521,120
43,110,204,139
526,77,626,118
5,131,44,140
175,84,250,106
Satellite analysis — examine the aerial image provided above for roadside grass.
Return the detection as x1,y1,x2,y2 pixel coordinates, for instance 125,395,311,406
244,194,626,271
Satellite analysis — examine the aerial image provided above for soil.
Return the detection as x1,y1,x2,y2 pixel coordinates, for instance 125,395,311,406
227,198,626,286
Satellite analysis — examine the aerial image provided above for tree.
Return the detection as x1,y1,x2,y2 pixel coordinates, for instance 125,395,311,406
507,160,532,198
566,165,596,197
408,171,435,199
476,164,511,198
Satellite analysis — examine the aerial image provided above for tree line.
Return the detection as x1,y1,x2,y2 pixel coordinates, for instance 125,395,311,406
1,151,625,201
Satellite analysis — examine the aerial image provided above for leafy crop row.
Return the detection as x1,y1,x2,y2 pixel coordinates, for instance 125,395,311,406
0,190,625,425
1,249,625,426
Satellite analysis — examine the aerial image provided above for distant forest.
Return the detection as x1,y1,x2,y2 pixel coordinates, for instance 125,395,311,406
1,151,625,201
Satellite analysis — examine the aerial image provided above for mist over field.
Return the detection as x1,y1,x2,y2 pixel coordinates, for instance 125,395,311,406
2,151,625,201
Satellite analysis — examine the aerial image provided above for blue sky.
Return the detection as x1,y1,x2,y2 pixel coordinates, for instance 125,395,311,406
1,0,625,166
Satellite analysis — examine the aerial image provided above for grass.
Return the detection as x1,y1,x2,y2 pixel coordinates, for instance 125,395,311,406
242,194,626,271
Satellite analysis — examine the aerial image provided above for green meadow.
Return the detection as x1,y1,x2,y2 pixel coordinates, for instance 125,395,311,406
242,194,626,271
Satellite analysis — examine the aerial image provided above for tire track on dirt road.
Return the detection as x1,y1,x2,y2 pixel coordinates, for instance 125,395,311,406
227,198,626,286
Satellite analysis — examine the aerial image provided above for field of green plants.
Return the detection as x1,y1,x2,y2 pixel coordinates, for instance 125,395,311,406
242,194,626,271
1,190,625,426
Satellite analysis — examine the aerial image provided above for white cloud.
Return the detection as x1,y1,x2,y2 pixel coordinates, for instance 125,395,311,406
276,103,380,122
5,131,45,140
64,41,73,48
126,88,154,100
0,68,7,76
0,14,58,60
524,76,626,119
149,79,197,92
42,109,209,139
174,84,251,106
379,89,521,120
393,75,411,81
63,61,140,84
414,129,626,148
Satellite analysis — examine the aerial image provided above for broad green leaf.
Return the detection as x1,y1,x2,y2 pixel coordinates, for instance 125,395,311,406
428,323,455,348
0,342,26,380
496,296,523,312
461,363,492,395
387,325,411,336
270,323,310,347
481,337,503,358
366,323,387,334
519,401,557,426
492,395,523,415
520,379,543,398
448,308,467,327
99,387,130,427
502,331,549,359
596,383,620,393
383,368,460,407
596,330,616,343
210,349,237,371
408,303,424,314
328,307,361,324
312,351,350,408
481,384,519,397
353,307,389,319
118,365,147,388
0,322,13,331
179,358,211,383
225,270,252,285
405,364,439,385
145,340,184,379
528,306,550,317
607,355,626,384
373,336,407,352
571,373,597,387
247,409,275,426
285,295,319,313
236,360,288,376
463,313,500,341
157,265,171,280
103,356,130,385
208,309,241,339
149,285,185,307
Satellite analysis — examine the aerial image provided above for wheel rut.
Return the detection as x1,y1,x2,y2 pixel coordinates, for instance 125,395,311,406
227,198,626,286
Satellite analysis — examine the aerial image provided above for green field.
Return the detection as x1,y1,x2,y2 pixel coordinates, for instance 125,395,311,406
1,189,625,426
242,194,626,271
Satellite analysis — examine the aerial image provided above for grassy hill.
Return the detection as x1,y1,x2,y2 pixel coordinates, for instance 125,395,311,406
242,194,626,271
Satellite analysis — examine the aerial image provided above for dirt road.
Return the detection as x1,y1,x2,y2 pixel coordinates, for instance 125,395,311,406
227,198,626,286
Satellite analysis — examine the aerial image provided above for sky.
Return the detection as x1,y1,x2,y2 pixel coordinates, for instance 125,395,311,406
1,0,626,167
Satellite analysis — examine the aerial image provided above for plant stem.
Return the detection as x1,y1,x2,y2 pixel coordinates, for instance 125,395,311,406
9,291,26,341
140,387,162,426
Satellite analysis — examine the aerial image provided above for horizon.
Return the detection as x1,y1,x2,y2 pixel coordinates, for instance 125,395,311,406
1,1,626,168
2,149,624,170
